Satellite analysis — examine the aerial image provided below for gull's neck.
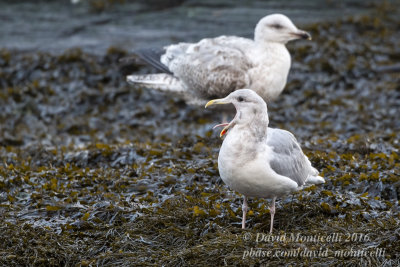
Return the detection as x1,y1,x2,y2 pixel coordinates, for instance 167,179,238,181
235,105,269,142
248,41,291,101
219,104,269,170
256,41,289,57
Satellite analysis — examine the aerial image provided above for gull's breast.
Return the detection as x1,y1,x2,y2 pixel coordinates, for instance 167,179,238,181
218,135,298,198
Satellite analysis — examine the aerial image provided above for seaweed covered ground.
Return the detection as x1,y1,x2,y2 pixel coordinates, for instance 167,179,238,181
1,2,400,267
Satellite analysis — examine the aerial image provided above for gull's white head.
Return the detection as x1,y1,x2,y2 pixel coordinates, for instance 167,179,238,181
205,89,269,137
254,14,311,44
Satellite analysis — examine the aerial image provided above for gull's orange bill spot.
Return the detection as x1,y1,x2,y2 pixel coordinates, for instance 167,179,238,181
220,128,228,138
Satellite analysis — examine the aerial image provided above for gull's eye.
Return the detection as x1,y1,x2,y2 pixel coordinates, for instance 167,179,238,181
237,96,245,102
271,23,283,30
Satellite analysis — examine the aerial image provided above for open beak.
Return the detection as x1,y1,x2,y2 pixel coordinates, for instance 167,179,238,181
205,98,234,138
213,123,232,138
292,30,312,40
205,98,230,108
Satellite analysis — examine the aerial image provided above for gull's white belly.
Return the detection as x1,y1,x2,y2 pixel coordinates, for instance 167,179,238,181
218,147,298,199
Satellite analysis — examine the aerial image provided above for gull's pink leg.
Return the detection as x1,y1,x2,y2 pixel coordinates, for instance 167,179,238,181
242,196,249,229
269,197,276,233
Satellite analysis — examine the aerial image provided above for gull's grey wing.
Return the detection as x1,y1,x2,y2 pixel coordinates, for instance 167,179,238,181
267,128,317,186
161,36,254,99
134,48,172,74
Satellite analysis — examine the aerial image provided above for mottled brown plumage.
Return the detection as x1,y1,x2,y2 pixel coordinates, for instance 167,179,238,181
127,14,311,105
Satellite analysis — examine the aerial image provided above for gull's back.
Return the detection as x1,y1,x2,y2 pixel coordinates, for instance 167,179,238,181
162,36,255,99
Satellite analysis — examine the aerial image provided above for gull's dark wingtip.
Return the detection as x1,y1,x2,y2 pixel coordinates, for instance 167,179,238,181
134,48,172,74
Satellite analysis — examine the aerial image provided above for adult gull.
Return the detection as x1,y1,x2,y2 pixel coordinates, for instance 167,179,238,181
205,89,324,233
127,14,311,105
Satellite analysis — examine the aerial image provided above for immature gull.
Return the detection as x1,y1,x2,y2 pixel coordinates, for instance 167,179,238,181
205,89,324,233
127,14,311,105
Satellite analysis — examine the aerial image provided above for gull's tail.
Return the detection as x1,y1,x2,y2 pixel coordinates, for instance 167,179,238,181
126,74,184,93
304,175,325,185
297,175,324,191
